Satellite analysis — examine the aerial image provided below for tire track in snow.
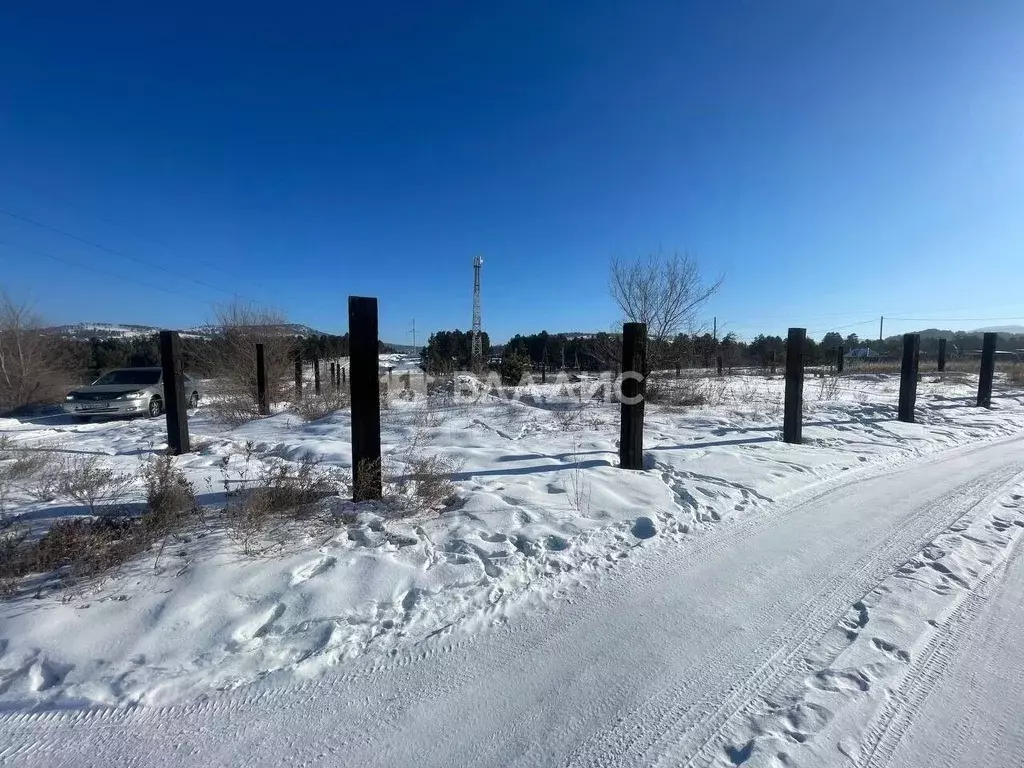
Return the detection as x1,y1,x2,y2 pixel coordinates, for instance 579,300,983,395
676,467,1024,768
560,461,1024,768
855,515,1024,768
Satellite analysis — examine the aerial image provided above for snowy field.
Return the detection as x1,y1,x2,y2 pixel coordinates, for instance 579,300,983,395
2,365,1024,766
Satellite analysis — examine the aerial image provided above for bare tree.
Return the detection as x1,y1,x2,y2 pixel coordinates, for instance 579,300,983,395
0,290,76,414
194,300,297,424
609,252,722,369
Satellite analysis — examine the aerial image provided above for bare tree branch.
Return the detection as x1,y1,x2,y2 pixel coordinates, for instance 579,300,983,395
609,252,723,368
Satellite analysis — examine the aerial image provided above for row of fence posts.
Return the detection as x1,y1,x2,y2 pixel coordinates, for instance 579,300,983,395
781,328,999,444
292,354,348,399
155,308,1006,491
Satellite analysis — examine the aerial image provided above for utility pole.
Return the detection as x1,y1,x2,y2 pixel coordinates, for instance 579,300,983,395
879,315,884,343
408,319,416,351
713,316,717,341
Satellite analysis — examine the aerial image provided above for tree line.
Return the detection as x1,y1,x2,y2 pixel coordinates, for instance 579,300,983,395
423,327,1024,374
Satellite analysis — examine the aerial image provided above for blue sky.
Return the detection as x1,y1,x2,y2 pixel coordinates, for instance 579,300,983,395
1,1,1021,345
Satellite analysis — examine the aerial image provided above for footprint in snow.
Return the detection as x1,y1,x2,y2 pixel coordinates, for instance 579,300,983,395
291,556,337,586
233,602,286,642
871,637,911,663
631,517,657,540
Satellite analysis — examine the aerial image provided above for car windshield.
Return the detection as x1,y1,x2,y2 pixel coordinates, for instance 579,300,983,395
92,369,161,386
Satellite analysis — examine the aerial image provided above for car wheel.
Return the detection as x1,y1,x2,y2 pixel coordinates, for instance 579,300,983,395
148,397,163,418
188,392,199,409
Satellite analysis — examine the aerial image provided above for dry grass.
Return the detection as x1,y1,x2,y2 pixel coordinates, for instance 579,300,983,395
817,375,841,401
291,387,350,422
645,375,709,407
223,454,346,555
566,440,592,517
0,437,59,516
204,391,264,427
139,455,202,547
1,516,143,590
552,404,586,431
393,453,463,514
1,452,206,595
1008,364,1024,387
51,454,136,516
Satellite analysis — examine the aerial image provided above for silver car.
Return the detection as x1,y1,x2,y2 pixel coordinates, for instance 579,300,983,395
63,367,201,421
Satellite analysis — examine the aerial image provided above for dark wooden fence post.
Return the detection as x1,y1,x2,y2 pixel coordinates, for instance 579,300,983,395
541,362,546,384
294,352,303,398
159,331,190,455
313,356,321,395
716,354,723,377
255,343,270,415
342,366,347,386
350,296,382,500
770,350,777,375
837,345,845,374
619,322,647,470
938,338,947,372
978,332,997,408
898,333,920,423
783,328,805,444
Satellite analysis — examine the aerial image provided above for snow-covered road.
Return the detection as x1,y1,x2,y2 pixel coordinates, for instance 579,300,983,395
3,433,1023,767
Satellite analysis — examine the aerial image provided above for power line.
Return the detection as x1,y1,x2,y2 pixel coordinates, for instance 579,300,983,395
0,239,191,299
0,208,253,301
3,178,269,288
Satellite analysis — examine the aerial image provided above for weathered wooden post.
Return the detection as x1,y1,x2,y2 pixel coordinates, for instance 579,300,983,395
330,362,336,390
783,328,805,444
898,333,920,423
159,330,190,455
938,338,947,372
313,355,321,395
341,366,347,386
350,296,382,500
619,322,647,470
837,345,845,374
716,354,723,377
978,332,997,408
541,362,546,384
770,350,777,375
294,352,303,398
255,343,270,415
387,367,394,387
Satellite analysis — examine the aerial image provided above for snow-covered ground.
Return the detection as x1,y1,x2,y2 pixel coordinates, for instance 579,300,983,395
1,368,1023,765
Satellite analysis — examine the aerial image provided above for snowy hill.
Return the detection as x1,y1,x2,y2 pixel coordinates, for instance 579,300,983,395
45,322,328,341
973,324,1024,334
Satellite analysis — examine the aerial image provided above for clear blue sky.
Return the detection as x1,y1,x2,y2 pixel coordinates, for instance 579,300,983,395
1,1,1022,345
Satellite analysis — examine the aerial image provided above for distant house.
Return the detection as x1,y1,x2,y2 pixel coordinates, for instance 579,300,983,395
845,347,881,360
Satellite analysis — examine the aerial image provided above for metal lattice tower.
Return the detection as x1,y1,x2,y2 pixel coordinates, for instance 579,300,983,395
471,255,484,368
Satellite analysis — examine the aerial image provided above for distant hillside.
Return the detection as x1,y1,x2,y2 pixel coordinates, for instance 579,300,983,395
45,322,327,341
45,322,407,349
44,323,166,340
973,325,1024,335
916,326,1024,340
